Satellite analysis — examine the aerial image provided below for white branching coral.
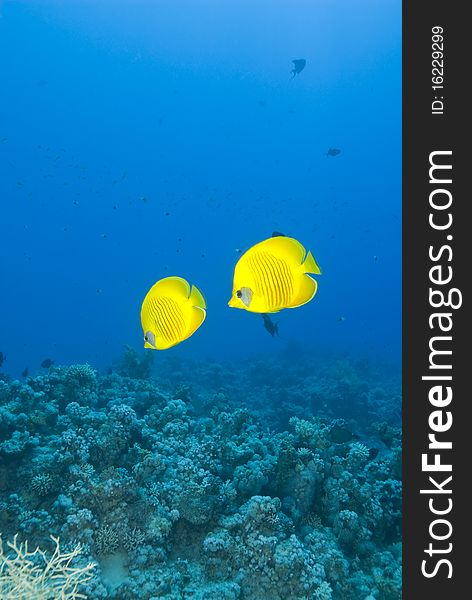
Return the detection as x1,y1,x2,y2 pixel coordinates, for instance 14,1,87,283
0,534,95,600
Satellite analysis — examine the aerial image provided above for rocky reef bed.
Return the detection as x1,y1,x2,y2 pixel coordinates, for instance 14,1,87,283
0,352,401,599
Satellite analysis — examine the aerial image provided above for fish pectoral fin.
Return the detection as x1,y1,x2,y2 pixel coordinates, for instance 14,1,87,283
303,250,322,275
289,274,318,308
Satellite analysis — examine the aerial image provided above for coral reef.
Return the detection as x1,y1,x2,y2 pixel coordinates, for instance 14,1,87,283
0,353,401,599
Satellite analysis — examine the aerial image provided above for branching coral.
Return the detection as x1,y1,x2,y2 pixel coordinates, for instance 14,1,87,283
0,534,95,600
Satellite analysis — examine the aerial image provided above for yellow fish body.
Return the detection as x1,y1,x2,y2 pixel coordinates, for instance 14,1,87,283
141,276,206,350
228,236,321,313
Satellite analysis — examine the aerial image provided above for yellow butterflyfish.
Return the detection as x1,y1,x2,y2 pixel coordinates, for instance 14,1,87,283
141,276,206,350
228,236,321,313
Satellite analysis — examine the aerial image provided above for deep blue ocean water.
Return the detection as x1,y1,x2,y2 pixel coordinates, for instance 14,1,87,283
0,0,401,375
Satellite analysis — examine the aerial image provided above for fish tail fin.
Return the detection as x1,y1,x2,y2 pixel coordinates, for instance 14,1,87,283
303,250,322,275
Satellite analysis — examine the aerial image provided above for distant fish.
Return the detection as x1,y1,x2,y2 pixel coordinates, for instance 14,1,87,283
141,276,206,350
328,423,359,444
368,447,380,461
261,314,279,338
0,352,5,367
41,358,54,369
337,316,346,323
21,367,29,378
326,148,341,158
228,236,321,313
272,231,287,238
291,59,306,79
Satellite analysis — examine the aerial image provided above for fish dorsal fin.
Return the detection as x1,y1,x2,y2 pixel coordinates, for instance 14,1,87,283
148,276,191,300
258,236,306,265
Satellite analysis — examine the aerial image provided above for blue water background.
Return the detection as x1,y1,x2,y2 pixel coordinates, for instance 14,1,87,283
0,0,401,375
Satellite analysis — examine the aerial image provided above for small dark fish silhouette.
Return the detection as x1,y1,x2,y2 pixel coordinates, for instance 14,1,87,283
41,358,54,369
261,314,279,338
272,231,287,238
368,447,380,461
328,424,359,444
21,367,29,378
0,352,5,367
326,148,341,158
291,59,306,78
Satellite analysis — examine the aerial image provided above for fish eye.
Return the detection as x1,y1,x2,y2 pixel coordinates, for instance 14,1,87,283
144,335,148,341
236,290,242,298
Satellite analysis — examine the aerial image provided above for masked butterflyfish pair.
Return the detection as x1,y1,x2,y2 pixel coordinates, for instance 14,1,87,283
140,236,321,350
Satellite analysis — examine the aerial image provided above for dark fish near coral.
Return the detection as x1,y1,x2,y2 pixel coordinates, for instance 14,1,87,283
0,352,5,367
41,358,54,369
368,447,380,461
291,59,306,78
328,424,358,444
21,367,29,378
261,314,279,338
326,148,341,158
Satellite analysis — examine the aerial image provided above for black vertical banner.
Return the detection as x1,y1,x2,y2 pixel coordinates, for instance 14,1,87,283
403,1,468,598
